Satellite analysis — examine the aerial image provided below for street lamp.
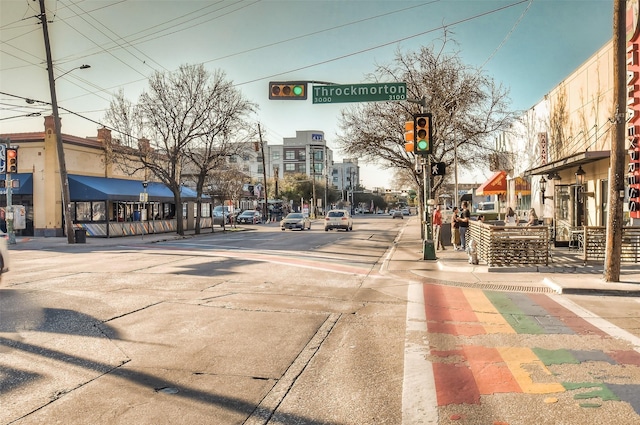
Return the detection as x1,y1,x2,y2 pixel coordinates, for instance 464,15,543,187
54,64,91,81
539,176,554,204
575,165,586,186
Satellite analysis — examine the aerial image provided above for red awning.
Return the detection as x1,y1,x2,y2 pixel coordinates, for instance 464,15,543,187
476,171,507,195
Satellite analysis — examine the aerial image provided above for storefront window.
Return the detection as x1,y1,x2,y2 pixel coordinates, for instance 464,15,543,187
92,202,106,221
76,202,92,221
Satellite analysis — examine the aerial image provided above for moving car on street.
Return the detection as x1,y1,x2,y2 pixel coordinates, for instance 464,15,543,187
280,213,311,231
237,210,262,224
324,209,353,231
392,210,403,219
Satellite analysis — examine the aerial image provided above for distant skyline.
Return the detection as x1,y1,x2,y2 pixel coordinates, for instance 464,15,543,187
0,0,615,188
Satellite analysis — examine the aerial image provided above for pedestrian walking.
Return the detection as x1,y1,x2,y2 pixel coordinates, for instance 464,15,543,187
433,204,445,250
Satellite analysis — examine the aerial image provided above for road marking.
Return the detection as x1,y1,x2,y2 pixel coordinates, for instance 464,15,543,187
462,288,515,334
497,346,565,394
551,295,640,353
402,281,438,424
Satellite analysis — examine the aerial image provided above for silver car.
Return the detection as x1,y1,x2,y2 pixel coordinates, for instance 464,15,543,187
281,213,311,231
324,209,353,231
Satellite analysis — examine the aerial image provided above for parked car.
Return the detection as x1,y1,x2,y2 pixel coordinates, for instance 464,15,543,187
392,210,403,219
324,209,353,231
401,208,410,216
0,231,9,282
237,210,262,224
281,213,311,231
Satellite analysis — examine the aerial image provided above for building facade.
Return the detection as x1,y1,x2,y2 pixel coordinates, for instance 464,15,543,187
502,6,639,245
1,116,201,238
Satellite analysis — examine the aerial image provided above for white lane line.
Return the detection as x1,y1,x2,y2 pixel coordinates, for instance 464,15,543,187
552,295,640,353
402,281,438,424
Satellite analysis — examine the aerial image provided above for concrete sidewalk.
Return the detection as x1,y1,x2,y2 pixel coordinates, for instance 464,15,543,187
392,217,640,296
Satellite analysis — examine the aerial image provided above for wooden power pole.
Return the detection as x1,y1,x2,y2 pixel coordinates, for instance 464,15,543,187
604,0,626,281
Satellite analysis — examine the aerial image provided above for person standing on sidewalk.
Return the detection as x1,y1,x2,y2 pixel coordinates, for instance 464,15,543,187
458,201,471,250
433,204,445,250
451,207,461,250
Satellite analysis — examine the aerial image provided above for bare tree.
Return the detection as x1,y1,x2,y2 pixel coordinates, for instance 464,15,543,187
105,64,254,235
337,36,514,215
183,70,256,234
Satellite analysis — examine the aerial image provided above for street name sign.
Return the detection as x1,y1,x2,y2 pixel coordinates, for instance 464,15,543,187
312,82,407,104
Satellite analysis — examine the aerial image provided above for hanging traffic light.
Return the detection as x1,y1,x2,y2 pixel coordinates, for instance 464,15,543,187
414,113,432,156
269,81,307,100
6,148,17,173
404,120,414,152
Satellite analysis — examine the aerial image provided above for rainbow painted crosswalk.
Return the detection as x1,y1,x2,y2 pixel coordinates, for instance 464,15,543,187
423,284,640,414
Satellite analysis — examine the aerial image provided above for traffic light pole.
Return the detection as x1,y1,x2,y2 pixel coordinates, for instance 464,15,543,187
408,97,436,260
3,141,15,245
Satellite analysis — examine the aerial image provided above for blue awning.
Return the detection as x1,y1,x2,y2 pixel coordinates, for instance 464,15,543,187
0,173,33,195
68,175,199,202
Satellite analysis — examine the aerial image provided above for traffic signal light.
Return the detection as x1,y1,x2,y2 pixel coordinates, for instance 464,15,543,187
6,148,17,173
404,121,414,152
414,113,432,156
269,82,307,100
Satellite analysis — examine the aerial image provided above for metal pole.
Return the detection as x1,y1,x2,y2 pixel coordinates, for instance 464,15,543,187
311,147,317,218
258,124,268,222
324,145,328,215
4,141,15,245
454,140,459,208
38,0,75,243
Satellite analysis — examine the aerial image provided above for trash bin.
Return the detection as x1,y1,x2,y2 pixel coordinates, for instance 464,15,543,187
440,222,452,247
74,229,86,243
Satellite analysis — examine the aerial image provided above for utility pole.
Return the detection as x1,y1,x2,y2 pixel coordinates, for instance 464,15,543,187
38,0,75,243
258,124,268,221
604,0,626,282
311,147,317,218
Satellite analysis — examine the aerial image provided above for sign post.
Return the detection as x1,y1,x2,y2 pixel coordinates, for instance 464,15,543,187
1,140,15,244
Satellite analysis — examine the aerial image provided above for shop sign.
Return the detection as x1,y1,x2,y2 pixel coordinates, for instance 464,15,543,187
538,132,548,165
627,0,640,219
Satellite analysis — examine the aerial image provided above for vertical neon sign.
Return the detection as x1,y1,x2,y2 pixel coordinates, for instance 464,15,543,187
627,0,640,220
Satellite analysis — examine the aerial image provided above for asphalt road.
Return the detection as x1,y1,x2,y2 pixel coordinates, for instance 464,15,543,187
1,215,409,425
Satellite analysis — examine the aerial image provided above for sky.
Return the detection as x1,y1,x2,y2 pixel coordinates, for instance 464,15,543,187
0,0,615,189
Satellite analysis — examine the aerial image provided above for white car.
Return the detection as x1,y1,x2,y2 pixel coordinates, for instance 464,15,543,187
324,209,353,231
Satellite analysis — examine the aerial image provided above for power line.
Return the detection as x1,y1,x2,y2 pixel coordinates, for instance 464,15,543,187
235,0,530,86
